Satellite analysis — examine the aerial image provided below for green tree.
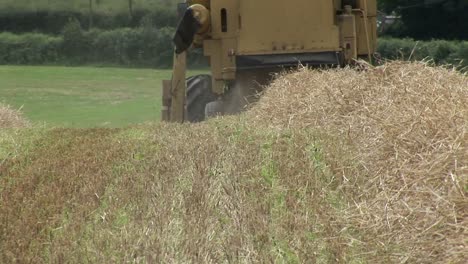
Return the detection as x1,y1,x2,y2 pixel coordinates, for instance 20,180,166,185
88,0,94,28
128,0,134,18
379,0,468,39
379,0,468,12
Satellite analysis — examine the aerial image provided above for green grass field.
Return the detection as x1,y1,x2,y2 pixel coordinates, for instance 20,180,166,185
0,66,205,127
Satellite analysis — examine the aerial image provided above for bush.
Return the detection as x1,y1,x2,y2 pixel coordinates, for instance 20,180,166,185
0,32,62,65
0,10,85,34
61,18,89,63
0,9,178,34
4,32,466,71
377,38,468,70
454,42,468,69
399,5,468,40
87,27,174,67
0,26,200,68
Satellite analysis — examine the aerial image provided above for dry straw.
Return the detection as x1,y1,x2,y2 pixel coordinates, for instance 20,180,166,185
249,61,468,263
1,62,466,263
0,104,29,128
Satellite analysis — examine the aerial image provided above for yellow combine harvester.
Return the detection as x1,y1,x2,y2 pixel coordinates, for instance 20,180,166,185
162,0,377,122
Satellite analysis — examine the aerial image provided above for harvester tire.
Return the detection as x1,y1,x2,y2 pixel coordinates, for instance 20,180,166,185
186,74,217,122
205,100,224,119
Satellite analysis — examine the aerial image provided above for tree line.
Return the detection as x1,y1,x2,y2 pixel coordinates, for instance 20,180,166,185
0,0,467,68
0,6,177,34
380,0,468,40
1,1,466,40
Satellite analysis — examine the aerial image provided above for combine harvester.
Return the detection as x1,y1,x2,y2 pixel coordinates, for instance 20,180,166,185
162,0,377,122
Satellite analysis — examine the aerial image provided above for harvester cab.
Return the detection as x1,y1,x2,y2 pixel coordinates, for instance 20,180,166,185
162,0,377,122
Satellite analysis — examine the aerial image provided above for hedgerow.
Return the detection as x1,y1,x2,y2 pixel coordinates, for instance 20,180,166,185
0,9,177,34
1,29,467,70
0,32,62,65
377,38,468,69
60,19,175,67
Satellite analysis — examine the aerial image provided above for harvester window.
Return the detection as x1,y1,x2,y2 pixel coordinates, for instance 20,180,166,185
221,8,227,32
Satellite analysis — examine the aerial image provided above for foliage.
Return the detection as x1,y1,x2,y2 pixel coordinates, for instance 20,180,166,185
0,8,178,34
379,0,468,40
0,0,177,34
0,26,206,68
377,38,468,70
62,18,88,63
0,0,178,12
0,32,62,65
88,26,174,67
3,31,468,70
379,0,468,13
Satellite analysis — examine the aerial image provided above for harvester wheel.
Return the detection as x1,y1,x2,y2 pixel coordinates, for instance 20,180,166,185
186,74,217,122
205,100,224,119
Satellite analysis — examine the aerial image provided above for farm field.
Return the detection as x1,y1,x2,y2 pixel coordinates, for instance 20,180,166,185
1,62,466,263
0,66,205,127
